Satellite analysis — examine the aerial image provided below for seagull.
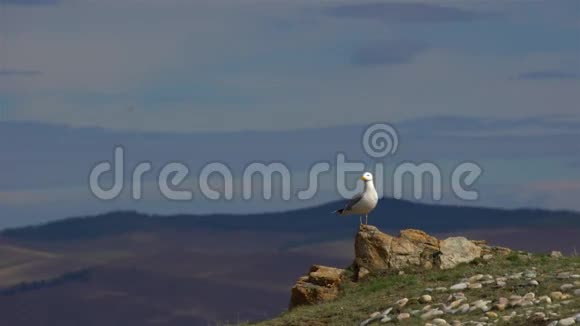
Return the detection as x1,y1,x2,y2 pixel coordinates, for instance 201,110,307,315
334,172,379,225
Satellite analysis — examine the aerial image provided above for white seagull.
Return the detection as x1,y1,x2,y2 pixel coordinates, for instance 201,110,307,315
334,172,379,225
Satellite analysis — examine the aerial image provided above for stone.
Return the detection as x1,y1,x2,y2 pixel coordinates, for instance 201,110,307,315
396,313,410,321
468,282,482,289
558,272,571,279
575,313,580,322
420,294,433,303
432,318,449,326
368,312,380,318
395,298,409,308
380,316,392,323
560,284,574,292
435,287,448,292
550,251,563,258
421,309,444,320
496,280,506,287
482,254,493,261
574,289,580,296
354,226,440,272
450,283,468,291
550,291,564,300
357,266,370,280
438,237,482,269
538,295,552,304
529,280,540,286
486,312,498,319
289,265,345,308
558,318,575,326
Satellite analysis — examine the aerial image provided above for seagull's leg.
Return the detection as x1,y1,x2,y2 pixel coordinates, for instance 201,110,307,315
365,214,368,225
359,216,362,225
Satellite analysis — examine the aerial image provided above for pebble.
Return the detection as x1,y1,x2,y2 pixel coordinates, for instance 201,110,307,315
382,307,393,316
558,317,575,326
485,312,498,319
557,272,571,279
496,280,506,287
469,274,484,282
551,291,564,300
432,318,449,326
468,282,482,289
369,312,381,318
538,295,552,304
380,316,391,323
529,280,540,286
396,312,410,321
420,294,433,303
560,284,574,291
450,283,468,291
395,298,409,308
571,274,580,279
435,287,448,292
421,309,444,320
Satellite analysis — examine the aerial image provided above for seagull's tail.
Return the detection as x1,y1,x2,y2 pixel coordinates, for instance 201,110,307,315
333,209,345,215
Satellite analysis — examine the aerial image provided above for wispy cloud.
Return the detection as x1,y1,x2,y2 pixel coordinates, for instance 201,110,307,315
518,70,580,80
323,2,496,23
351,40,428,66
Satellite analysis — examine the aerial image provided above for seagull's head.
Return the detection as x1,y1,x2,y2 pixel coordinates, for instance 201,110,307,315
360,172,373,182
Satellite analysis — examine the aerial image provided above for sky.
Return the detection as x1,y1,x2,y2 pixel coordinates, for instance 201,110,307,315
0,0,579,228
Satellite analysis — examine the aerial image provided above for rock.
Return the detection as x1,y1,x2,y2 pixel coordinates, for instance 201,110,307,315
354,226,440,272
289,265,345,308
435,287,448,292
482,254,493,260
395,298,409,308
369,312,381,318
438,237,482,269
560,284,574,292
421,309,444,320
538,295,552,304
357,266,370,280
380,316,392,323
468,274,484,282
432,318,449,326
574,289,580,296
529,280,540,286
496,280,506,287
450,283,468,291
396,312,410,321
420,294,433,303
558,272,571,279
558,317,575,326
486,312,498,319
550,291,564,300
382,307,393,316
550,251,563,258
575,313,580,322
468,282,482,289
571,274,580,279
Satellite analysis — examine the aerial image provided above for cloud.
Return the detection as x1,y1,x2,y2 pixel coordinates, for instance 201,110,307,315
351,40,428,66
0,69,43,77
518,70,580,80
324,2,495,23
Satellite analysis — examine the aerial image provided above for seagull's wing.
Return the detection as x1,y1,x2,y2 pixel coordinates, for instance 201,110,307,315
343,192,364,212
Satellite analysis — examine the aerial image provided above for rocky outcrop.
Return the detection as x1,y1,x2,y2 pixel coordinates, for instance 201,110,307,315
289,265,346,309
289,225,512,308
354,225,509,275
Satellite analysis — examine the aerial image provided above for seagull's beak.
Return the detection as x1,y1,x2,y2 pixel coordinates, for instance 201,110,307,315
360,176,366,181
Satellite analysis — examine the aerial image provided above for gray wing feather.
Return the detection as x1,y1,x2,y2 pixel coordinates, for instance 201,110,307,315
344,192,364,211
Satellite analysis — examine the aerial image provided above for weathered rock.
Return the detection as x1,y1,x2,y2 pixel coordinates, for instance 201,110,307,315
289,265,345,308
420,294,433,303
550,251,563,258
450,283,468,291
354,225,488,273
438,237,482,269
558,317,575,326
397,312,410,321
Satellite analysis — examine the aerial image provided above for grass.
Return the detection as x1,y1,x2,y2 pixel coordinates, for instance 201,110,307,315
252,253,580,326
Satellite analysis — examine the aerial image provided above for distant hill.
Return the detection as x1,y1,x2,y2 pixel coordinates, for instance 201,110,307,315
2,198,579,242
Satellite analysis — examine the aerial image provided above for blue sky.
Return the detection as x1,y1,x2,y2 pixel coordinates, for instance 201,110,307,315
0,1,579,227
